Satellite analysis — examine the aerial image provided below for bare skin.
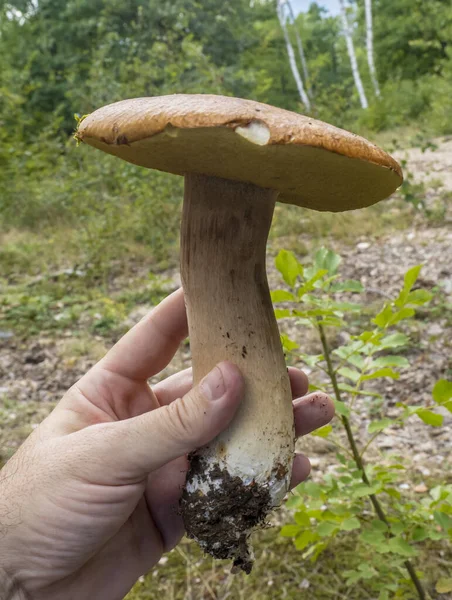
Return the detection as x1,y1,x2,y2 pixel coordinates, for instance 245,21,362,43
0,288,334,600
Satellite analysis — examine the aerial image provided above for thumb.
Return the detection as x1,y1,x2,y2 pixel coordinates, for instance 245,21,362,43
72,362,244,484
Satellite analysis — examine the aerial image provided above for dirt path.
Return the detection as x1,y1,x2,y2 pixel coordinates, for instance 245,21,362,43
395,136,452,192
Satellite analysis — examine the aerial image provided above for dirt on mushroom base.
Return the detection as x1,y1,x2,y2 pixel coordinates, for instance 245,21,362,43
181,454,274,574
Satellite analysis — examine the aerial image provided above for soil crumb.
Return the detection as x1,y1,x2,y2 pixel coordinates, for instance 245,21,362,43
180,454,272,574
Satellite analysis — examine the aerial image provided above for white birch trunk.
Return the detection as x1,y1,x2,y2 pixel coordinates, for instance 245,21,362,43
285,0,313,99
276,0,311,112
339,0,368,109
364,0,381,97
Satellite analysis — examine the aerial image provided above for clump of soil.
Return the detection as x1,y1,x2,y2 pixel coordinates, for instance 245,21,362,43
180,454,272,574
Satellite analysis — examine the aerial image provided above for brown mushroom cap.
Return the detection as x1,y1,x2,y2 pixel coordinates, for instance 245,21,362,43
77,94,403,212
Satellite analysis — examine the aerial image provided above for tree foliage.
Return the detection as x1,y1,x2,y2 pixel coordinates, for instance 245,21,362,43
0,0,451,245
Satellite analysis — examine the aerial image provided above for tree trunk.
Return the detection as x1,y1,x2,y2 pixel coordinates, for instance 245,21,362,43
285,0,313,100
339,0,368,109
364,0,381,97
276,0,311,112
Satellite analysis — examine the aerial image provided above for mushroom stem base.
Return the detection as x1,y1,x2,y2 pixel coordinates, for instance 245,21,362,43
181,455,271,574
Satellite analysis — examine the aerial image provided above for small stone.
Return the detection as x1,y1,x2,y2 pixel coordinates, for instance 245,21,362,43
427,323,443,337
414,483,428,493
357,242,371,250
442,278,452,294
0,331,14,340
416,466,431,477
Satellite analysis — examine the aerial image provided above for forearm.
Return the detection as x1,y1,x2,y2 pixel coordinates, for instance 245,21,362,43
0,570,29,600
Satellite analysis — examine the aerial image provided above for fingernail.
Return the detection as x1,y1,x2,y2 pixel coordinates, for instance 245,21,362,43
201,366,226,401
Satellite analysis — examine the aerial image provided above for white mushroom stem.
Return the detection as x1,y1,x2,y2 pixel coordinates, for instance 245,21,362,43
180,174,294,572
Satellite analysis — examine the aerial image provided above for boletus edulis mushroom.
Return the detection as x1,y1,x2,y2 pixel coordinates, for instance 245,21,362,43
76,94,403,573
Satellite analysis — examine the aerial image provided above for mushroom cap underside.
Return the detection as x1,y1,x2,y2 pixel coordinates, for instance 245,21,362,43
77,94,403,212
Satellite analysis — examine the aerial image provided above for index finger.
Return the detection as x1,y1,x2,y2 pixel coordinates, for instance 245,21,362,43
98,288,188,381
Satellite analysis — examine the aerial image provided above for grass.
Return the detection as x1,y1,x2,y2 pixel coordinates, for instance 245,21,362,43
0,398,55,468
270,197,414,256
124,529,452,600
0,265,172,340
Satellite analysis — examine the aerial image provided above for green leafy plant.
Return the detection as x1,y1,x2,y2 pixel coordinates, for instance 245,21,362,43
273,248,450,599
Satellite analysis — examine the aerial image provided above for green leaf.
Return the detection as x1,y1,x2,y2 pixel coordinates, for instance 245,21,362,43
274,308,291,319
311,424,333,438
338,367,361,383
280,334,299,352
387,537,418,557
333,399,351,418
390,522,405,535
430,485,450,502
351,484,381,498
312,247,341,275
405,289,432,305
328,301,361,312
387,307,415,326
337,384,381,400
359,331,377,343
368,418,396,433
379,333,409,349
373,304,393,328
434,511,452,531
294,512,311,527
346,354,366,369
271,289,296,303
370,519,388,532
415,409,444,427
372,356,409,368
294,530,317,550
404,265,422,293
412,526,429,542
331,280,364,293
359,530,387,550
297,270,329,297
384,487,401,500
317,522,339,537
320,315,345,328
300,353,324,368
300,481,323,498
436,578,452,593
361,368,400,381
344,569,361,585
433,379,452,413
280,524,300,537
340,517,361,531
275,250,302,287
357,562,377,578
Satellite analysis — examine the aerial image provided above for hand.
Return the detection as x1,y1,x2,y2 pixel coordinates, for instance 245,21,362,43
0,288,334,600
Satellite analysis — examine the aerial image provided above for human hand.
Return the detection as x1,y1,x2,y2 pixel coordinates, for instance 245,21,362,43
0,288,334,600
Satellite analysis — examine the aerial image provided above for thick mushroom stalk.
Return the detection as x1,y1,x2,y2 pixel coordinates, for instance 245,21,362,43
180,174,294,573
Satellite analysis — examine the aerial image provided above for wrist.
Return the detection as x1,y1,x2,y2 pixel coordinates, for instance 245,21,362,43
0,569,29,600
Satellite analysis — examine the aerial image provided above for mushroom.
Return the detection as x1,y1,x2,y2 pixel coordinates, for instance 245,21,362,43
76,94,402,572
